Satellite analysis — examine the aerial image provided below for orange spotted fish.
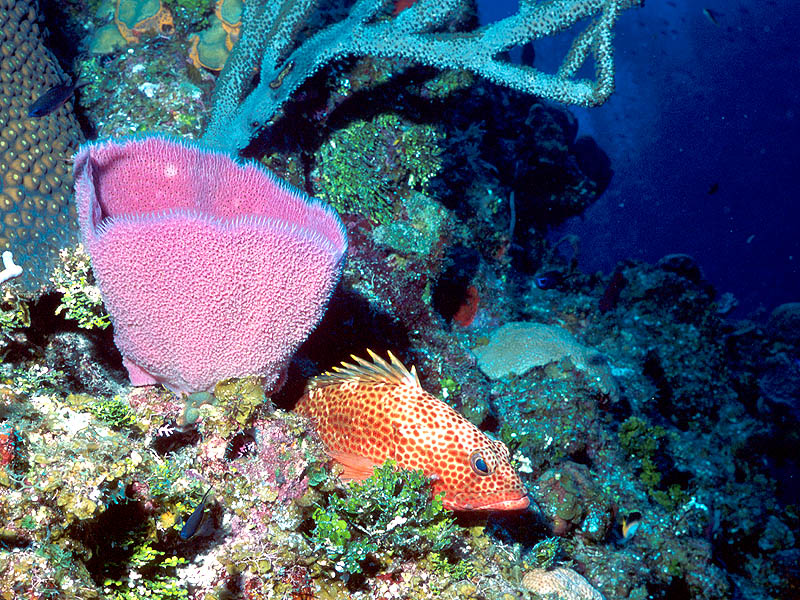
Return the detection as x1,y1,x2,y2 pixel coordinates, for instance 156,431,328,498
295,350,529,511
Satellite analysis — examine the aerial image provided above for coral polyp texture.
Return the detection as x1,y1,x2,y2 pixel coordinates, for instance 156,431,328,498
74,135,347,395
522,566,606,599
0,0,84,294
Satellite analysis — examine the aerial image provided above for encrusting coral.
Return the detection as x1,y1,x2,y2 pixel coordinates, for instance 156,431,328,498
113,0,174,44
0,0,84,294
88,0,175,54
522,566,606,599
472,321,619,401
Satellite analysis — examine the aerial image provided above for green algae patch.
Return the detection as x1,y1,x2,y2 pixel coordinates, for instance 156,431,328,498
619,416,687,510
200,376,268,438
308,459,458,575
51,245,111,330
65,394,136,431
314,113,443,224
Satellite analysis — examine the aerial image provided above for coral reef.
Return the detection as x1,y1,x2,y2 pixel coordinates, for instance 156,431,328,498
188,0,242,71
88,0,175,53
533,461,614,541
0,0,84,294
0,0,796,597
76,50,212,139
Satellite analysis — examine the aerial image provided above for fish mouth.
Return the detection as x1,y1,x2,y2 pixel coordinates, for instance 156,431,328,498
446,493,531,512
477,495,530,511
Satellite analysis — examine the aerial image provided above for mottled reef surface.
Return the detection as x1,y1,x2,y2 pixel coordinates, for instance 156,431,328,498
0,1,798,599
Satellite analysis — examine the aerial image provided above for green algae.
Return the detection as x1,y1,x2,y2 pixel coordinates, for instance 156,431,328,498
5,364,65,396
618,416,687,510
314,113,443,224
65,394,136,431
199,376,267,437
309,459,458,575
528,536,560,569
0,288,29,337
100,535,188,599
50,244,110,330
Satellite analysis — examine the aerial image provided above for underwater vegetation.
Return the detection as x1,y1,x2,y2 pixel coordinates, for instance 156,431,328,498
0,0,797,599
308,460,460,576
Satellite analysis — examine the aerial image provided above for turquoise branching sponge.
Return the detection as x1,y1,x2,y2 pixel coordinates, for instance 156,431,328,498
202,0,642,153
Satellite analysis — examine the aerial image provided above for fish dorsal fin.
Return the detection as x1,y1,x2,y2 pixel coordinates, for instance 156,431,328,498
310,349,421,390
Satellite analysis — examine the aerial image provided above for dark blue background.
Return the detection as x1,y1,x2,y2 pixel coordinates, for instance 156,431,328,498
478,0,800,316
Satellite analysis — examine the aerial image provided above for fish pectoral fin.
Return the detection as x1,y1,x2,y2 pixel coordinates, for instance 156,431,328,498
327,449,381,481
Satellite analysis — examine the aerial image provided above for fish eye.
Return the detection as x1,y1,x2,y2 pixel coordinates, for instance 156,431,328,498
469,451,493,476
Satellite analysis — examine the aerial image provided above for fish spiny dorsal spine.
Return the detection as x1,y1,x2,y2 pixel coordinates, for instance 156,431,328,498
308,349,421,391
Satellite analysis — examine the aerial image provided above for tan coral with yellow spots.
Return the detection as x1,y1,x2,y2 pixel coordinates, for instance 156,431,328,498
0,0,83,293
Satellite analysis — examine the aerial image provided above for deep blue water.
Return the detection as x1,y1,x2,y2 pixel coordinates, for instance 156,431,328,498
478,0,800,317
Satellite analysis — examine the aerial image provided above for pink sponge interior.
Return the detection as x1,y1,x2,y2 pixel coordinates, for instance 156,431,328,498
74,135,347,395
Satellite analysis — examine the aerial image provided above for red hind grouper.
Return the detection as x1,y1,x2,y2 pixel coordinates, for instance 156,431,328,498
295,351,530,511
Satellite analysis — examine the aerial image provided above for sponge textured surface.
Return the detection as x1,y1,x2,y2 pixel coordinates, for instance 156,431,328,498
74,135,347,395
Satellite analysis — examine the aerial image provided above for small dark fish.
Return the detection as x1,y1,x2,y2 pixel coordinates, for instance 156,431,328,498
180,487,212,540
27,80,82,118
703,8,721,26
707,182,719,195
534,270,562,290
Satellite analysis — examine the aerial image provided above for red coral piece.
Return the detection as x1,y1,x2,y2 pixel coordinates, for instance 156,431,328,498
0,424,15,468
453,284,480,327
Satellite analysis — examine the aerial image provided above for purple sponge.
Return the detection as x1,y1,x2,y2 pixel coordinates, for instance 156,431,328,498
74,135,347,395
